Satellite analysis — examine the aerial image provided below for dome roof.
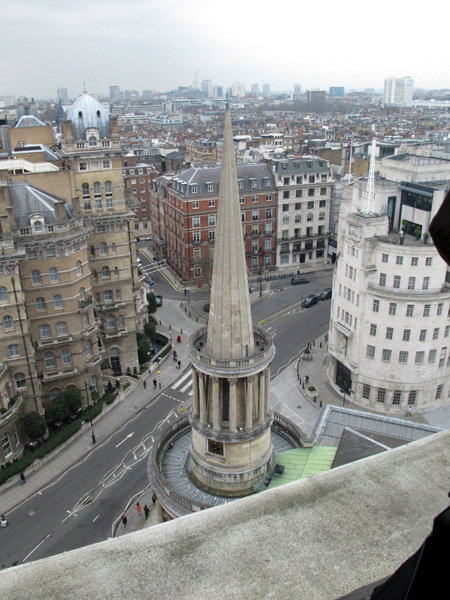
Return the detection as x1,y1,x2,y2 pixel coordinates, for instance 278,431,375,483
66,92,110,140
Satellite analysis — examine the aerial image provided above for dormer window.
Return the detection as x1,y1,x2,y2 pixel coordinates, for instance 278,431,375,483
30,215,45,234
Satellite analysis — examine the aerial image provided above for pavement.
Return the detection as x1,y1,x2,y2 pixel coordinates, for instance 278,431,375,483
2,253,450,537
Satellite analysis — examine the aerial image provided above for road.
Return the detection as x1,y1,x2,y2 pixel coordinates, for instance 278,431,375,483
0,253,333,569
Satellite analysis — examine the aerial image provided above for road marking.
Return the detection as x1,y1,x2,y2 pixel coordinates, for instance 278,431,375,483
93,515,100,523
172,370,191,390
115,433,134,448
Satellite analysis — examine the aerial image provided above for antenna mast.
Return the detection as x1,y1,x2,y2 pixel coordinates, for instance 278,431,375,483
362,139,377,216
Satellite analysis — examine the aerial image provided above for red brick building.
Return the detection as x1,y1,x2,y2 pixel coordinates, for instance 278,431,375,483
122,155,158,237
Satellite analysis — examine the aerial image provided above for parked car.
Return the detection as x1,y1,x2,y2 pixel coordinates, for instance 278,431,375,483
291,277,309,285
302,294,319,308
155,295,163,307
319,288,332,300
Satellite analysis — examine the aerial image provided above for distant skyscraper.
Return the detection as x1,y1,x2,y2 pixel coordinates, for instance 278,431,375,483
109,85,120,100
232,82,245,98
329,87,345,98
57,87,68,103
201,79,212,97
251,83,259,96
306,90,326,111
383,77,414,107
263,84,270,97
293,84,302,97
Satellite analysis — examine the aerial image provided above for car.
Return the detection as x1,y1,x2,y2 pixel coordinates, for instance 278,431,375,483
319,288,332,300
291,277,310,285
145,236,152,241
302,294,319,308
137,258,142,267
155,295,163,307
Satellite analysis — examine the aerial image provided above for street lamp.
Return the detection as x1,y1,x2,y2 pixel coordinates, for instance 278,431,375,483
157,358,161,389
340,387,350,408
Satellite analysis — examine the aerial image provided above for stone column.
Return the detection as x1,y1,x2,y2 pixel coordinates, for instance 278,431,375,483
212,376,220,431
246,376,253,431
264,368,270,416
199,374,207,426
192,369,199,419
258,372,265,425
229,378,237,432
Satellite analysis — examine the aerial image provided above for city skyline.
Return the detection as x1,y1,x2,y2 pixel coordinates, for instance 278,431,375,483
3,0,448,99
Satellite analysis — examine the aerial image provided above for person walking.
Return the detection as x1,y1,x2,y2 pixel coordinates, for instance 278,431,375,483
177,359,181,369
20,472,26,485
143,380,147,389
136,502,142,517
144,505,150,520
173,350,177,362
153,378,157,389
152,491,157,505
121,515,127,528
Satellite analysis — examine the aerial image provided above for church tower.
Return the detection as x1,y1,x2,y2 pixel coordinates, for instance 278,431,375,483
188,104,275,496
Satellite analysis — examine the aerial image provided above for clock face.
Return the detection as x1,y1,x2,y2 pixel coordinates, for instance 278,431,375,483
349,225,358,237
208,439,224,456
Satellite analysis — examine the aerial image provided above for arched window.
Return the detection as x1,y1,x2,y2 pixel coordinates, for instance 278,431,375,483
8,344,20,357
44,351,56,368
114,266,119,279
60,348,72,365
81,313,89,328
101,266,110,279
85,340,92,357
110,347,120,367
106,314,116,329
88,135,97,147
49,267,59,283
14,372,26,390
31,270,42,285
99,242,108,255
105,181,113,208
53,295,63,310
49,387,62,402
75,260,82,276
0,286,8,302
3,315,14,330
78,287,85,301
94,182,102,209
32,220,44,233
90,245,95,257
36,297,46,311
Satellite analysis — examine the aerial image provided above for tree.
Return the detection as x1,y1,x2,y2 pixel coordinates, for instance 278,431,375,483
147,292,157,314
48,396,69,424
62,387,82,415
23,412,46,441
137,337,152,365
144,321,156,343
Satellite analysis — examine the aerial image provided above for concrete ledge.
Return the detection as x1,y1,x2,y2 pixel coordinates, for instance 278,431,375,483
2,430,449,600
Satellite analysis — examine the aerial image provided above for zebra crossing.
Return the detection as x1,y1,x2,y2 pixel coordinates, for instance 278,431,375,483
165,370,193,402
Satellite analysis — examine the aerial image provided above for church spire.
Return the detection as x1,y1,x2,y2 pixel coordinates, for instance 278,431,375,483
206,104,254,359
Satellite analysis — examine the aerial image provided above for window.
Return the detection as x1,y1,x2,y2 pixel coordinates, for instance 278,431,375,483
99,242,108,256
372,300,379,313
265,208,272,219
79,162,87,171
36,297,46,311
386,327,393,339
192,200,199,209
403,329,411,342
377,389,386,403
60,349,72,365
435,384,444,400
392,391,402,405
14,372,26,389
370,324,377,336
399,351,409,364
396,256,403,265
252,211,259,221
406,304,414,317
423,305,431,317
56,322,68,336
1,433,11,458
53,295,63,310
104,290,113,303
209,199,215,208
209,230,215,241
8,344,20,358
422,277,430,290
3,315,14,330
283,190,290,199
445,326,450,338
411,257,418,266
105,181,113,208
382,253,388,263
408,391,417,406
437,303,443,316
39,324,51,339
425,257,433,266
408,277,416,290
44,351,56,369
428,349,437,363
31,270,42,285
282,204,289,212
366,345,375,358
208,215,216,226
49,267,59,283
415,351,424,363
389,302,397,315
379,273,386,286
101,266,110,279
362,384,371,399
106,314,116,329
382,349,392,362
192,216,200,228
319,199,326,207
393,275,401,289
433,328,440,340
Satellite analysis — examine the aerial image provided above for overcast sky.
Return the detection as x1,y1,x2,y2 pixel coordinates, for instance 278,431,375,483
3,0,447,100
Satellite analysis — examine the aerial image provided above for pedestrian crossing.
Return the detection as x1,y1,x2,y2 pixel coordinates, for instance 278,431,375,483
168,370,193,400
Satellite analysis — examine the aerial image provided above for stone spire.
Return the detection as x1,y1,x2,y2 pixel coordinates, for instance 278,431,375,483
206,105,254,359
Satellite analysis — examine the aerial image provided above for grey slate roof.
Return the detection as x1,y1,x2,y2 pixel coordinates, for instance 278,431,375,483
15,114,47,128
7,182,71,228
272,156,329,175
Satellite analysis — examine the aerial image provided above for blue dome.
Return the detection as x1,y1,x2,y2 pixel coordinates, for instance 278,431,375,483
66,92,110,140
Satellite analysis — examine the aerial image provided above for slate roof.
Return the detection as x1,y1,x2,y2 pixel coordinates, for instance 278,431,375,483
7,182,71,228
15,115,47,128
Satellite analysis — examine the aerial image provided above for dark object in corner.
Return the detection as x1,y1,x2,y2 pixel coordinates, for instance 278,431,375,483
429,188,450,266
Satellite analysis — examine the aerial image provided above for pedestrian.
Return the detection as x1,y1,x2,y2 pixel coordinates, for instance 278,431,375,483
121,515,127,528
406,406,412,417
173,350,177,362
136,502,142,516
20,472,26,485
153,378,157,389
152,491,156,505
143,380,147,389
305,375,309,385
1,515,7,527
177,359,181,369
144,505,150,520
